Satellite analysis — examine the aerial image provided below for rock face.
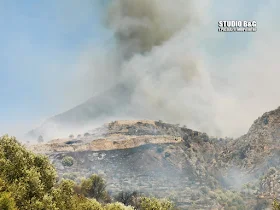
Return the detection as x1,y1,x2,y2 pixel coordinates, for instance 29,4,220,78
30,107,280,209
224,107,280,174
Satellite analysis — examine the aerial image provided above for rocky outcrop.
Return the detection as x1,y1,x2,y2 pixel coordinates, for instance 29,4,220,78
31,135,183,153
223,107,280,175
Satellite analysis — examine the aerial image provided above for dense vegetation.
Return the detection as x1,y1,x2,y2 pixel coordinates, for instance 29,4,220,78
0,135,174,210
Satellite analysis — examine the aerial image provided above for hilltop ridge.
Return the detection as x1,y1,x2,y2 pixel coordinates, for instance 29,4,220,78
29,120,207,154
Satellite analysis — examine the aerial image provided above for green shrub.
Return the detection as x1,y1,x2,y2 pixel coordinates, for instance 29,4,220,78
80,174,107,202
272,199,280,210
139,197,173,210
105,202,134,210
164,152,171,158
0,192,17,210
0,135,57,209
74,196,103,210
62,156,74,167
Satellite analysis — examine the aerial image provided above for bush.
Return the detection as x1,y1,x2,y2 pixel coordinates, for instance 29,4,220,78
263,117,269,125
164,152,171,158
105,202,134,210
268,167,277,176
214,189,246,209
0,135,57,209
0,192,17,210
156,147,164,153
52,179,76,209
272,199,280,210
62,156,74,167
80,174,107,202
200,186,210,195
73,196,103,210
139,197,174,210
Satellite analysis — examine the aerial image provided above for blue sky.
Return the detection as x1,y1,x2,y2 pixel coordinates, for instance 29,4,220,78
0,0,278,136
0,0,112,134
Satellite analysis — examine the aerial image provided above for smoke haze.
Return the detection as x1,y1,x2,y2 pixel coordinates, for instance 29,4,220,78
3,0,280,140
64,0,280,138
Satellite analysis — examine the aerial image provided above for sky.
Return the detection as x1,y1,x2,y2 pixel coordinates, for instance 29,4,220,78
0,0,112,135
0,0,279,138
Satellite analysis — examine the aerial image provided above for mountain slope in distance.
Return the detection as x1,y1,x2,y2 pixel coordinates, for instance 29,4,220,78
27,83,134,139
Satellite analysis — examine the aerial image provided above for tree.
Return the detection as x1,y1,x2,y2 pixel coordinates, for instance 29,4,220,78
0,135,140,210
62,156,74,167
52,179,75,210
80,174,107,201
37,135,44,143
0,135,57,209
115,191,139,206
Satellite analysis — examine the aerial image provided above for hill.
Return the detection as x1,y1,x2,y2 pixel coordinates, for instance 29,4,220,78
28,107,280,209
29,120,233,209
27,83,134,139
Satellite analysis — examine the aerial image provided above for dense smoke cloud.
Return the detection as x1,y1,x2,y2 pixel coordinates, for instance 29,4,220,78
29,0,280,140
98,0,223,136
106,0,198,58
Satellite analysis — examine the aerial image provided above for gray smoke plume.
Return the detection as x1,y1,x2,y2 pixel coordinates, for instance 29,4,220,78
106,0,199,59
27,0,280,140
98,0,280,138
101,0,221,135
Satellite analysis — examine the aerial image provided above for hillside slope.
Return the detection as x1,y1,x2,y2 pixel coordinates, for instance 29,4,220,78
29,107,280,209
27,84,134,139
30,120,231,209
